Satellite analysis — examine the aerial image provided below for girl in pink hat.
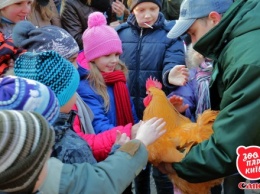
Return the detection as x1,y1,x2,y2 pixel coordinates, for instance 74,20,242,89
77,12,140,193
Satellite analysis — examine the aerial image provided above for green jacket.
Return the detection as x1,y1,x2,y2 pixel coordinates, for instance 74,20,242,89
39,140,148,193
174,0,260,182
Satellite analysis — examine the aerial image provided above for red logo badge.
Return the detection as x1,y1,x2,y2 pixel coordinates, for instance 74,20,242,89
236,146,260,180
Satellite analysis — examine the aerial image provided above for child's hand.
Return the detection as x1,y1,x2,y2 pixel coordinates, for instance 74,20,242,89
168,95,189,113
115,130,130,146
131,121,142,139
135,118,166,146
168,65,189,86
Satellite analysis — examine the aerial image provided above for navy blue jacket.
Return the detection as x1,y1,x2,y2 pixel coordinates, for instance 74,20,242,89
116,13,185,119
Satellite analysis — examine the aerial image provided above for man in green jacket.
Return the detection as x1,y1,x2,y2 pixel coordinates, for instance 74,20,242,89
160,0,260,190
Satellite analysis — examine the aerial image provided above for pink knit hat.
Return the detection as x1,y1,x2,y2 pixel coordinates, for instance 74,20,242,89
83,12,122,62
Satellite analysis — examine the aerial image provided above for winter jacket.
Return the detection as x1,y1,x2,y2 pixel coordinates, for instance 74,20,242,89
39,140,148,194
116,13,185,119
60,0,98,49
76,57,139,133
29,0,61,27
73,93,132,161
173,0,260,182
52,112,97,164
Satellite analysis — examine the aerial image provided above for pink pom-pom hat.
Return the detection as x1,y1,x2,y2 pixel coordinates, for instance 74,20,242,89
82,12,123,63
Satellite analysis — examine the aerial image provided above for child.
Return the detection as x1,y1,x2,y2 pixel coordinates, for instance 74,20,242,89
0,0,33,38
116,0,187,120
168,44,213,121
77,11,139,134
12,20,137,162
78,11,139,193
116,0,187,193
14,50,98,164
0,110,166,194
0,75,59,124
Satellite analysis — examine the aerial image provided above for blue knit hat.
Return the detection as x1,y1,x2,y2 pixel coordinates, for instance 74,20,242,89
14,51,79,106
0,75,60,124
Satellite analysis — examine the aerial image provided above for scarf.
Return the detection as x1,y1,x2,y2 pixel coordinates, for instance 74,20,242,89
195,59,213,117
102,70,134,126
0,32,25,76
75,93,95,134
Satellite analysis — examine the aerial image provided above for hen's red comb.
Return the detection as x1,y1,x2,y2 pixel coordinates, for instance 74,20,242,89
146,76,162,90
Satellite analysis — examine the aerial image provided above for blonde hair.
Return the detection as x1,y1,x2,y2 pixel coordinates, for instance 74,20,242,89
87,60,128,111
30,0,53,21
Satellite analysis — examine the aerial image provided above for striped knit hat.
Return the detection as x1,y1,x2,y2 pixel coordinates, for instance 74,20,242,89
0,110,54,193
14,51,79,106
0,75,60,124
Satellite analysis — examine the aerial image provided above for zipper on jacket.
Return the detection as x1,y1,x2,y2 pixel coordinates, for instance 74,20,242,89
136,28,144,118
137,28,143,51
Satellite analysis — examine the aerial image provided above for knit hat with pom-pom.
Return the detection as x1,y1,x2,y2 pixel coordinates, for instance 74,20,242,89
82,12,122,63
0,75,60,124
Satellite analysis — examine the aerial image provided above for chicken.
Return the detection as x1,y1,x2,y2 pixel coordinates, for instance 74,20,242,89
143,77,222,194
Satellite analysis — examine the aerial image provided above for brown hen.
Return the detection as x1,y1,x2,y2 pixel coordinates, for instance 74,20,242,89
143,77,222,194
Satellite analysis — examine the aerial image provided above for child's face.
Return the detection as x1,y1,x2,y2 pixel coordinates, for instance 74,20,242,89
60,93,77,113
133,2,159,29
0,0,33,23
68,53,79,69
33,150,52,192
93,53,120,73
